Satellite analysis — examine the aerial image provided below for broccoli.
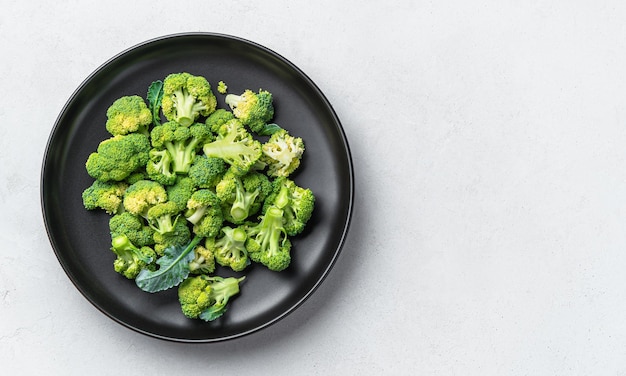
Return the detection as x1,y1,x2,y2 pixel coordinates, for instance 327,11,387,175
105,95,152,136
207,226,250,272
166,176,197,212
217,80,228,94
245,206,292,272
82,180,128,215
178,275,245,321
146,201,180,235
188,244,215,275
261,129,305,178
150,121,213,174
188,155,227,189
109,212,155,247
145,148,177,186
224,89,274,133
161,72,217,127
85,133,150,182
216,170,272,224
205,108,235,133
110,234,156,279
202,119,262,176
264,177,315,236
125,170,149,185
185,189,224,238
153,218,191,256
122,180,168,219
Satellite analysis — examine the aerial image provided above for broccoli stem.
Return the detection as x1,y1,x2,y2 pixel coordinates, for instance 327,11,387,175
224,94,243,110
260,207,286,256
172,88,208,127
111,235,152,264
186,206,207,225
231,181,260,222
232,227,247,243
203,140,255,160
164,137,202,174
274,186,290,209
149,215,178,235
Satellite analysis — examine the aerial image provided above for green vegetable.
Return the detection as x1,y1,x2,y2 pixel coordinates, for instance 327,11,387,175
264,177,315,236
188,154,227,189
165,176,196,212
146,148,177,186
202,118,262,176
188,244,215,275
85,133,150,182
110,234,156,279
208,225,250,272
261,129,305,177
216,169,272,224
82,180,128,215
178,275,245,321
185,189,224,238
245,206,292,272
147,80,164,127
225,88,275,134
150,121,213,175
135,235,203,293
109,212,155,247
161,72,217,126
205,108,235,133
217,80,227,94
146,201,180,235
122,179,167,219
153,218,191,256
82,72,317,322
105,96,152,136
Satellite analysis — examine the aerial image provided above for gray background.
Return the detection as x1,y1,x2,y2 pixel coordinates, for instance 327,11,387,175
3,1,626,374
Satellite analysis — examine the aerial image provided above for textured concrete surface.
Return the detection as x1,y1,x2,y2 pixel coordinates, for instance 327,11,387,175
4,1,626,374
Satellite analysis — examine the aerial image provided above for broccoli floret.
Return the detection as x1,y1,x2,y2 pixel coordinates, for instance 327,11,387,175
188,244,215,275
261,129,305,178
263,177,315,236
153,218,191,256
202,119,262,176
207,226,250,272
177,275,245,321
185,189,224,238
245,206,292,271
205,108,235,133
122,180,168,219
146,201,180,235
188,155,227,189
151,121,213,175
109,212,155,247
217,80,228,94
224,89,274,133
146,148,176,186
110,234,156,279
161,72,217,126
85,133,150,182
125,170,149,185
82,180,128,215
216,170,272,224
166,176,197,212
105,95,152,136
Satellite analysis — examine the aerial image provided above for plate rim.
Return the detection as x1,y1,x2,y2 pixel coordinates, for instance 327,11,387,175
40,32,354,342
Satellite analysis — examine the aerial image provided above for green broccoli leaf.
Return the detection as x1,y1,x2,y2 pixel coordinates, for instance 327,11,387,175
257,123,282,136
135,236,202,293
147,80,164,127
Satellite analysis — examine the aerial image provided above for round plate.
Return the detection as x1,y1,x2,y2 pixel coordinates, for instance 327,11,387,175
40,33,354,342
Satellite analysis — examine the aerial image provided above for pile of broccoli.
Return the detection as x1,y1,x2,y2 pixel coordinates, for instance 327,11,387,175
81,72,315,322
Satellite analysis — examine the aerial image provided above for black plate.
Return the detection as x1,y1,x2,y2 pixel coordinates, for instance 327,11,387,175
40,33,353,342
